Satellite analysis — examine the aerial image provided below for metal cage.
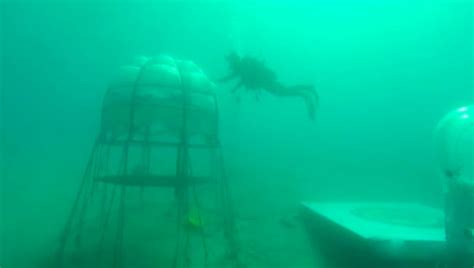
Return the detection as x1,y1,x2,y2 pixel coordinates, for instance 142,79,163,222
55,55,240,268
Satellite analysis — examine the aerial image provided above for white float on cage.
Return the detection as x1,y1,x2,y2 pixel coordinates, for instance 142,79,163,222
101,55,218,143
434,105,474,186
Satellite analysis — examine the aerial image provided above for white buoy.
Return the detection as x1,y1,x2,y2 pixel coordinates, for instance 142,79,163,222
434,105,474,185
434,104,474,265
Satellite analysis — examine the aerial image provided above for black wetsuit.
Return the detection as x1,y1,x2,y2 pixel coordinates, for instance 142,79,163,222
219,54,318,120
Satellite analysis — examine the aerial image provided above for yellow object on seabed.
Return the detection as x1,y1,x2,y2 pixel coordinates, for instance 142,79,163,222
186,207,204,230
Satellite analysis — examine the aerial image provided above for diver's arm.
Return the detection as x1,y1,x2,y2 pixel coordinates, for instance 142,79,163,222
217,72,237,83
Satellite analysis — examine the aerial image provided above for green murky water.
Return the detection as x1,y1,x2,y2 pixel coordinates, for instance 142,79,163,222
1,0,472,267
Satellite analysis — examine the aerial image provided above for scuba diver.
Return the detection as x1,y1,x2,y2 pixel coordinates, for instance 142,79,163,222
218,52,319,120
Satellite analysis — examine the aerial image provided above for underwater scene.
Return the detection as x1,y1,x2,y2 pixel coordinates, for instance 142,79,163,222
1,0,473,267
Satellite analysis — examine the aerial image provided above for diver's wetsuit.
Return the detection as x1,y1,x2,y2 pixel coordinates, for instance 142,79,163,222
219,53,318,120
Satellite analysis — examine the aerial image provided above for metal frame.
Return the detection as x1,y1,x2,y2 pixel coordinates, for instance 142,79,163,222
55,58,240,268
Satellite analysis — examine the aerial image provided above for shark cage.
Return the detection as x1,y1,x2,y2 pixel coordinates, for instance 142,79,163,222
55,55,241,268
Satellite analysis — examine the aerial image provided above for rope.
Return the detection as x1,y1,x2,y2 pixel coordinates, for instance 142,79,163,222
55,138,99,268
216,146,241,268
96,185,117,263
172,186,184,268
192,184,210,267
108,57,154,268
75,143,105,248
112,186,127,268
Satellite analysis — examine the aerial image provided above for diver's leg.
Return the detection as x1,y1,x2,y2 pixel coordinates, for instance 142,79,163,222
291,85,319,113
267,83,318,120
295,86,318,120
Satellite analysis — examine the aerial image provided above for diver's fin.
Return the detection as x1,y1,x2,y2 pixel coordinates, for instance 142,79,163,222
267,83,318,120
287,85,318,121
